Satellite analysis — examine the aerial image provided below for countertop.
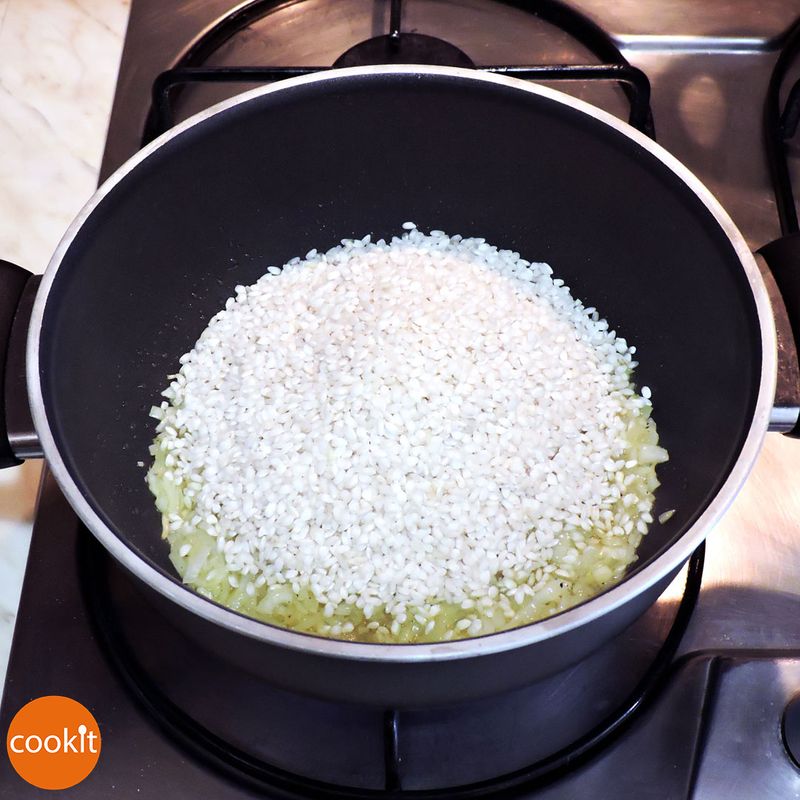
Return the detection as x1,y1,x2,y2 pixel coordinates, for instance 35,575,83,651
0,0,129,684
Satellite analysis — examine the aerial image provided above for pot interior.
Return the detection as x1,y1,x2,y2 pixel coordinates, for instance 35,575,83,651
39,70,762,625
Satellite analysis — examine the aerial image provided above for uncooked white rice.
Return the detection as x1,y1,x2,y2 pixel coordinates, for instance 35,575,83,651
147,226,668,643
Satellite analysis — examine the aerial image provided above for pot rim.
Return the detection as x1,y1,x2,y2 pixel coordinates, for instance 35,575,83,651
27,65,777,663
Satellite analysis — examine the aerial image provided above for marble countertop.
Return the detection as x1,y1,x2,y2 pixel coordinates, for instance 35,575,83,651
0,0,130,684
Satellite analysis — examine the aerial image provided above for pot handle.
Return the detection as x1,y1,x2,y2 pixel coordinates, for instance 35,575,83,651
0,260,40,467
758,233,800,437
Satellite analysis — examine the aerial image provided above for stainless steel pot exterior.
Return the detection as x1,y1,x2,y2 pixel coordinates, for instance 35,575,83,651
24,67,776,703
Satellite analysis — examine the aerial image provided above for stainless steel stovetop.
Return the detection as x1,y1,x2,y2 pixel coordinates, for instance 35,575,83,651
2,2,800,797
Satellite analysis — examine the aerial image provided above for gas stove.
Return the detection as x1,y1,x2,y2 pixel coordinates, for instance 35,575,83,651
3,2,800,797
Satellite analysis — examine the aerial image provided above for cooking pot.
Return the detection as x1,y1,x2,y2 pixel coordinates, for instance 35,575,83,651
0,66,789,707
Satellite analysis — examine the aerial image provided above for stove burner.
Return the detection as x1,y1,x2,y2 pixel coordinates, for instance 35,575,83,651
334,0,473,68
333,33,475,69
758,15,800,438
764,16,800,238
142,0,654,144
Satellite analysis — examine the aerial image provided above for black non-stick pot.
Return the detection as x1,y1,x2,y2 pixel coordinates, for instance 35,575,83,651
0,67,786,707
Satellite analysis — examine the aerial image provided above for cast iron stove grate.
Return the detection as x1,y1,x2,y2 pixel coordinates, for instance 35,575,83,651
142,0,654,143
761,16,800,443
108,1,705,795
85,537,705,798
765,14,800,239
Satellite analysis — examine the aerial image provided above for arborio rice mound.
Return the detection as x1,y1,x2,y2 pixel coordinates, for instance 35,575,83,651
147,225,668,643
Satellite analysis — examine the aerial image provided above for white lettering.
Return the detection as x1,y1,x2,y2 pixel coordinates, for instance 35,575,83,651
62,727,78,753
9,726,98,754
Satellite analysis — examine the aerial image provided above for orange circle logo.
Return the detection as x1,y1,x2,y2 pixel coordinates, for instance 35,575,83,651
6,696,101,790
